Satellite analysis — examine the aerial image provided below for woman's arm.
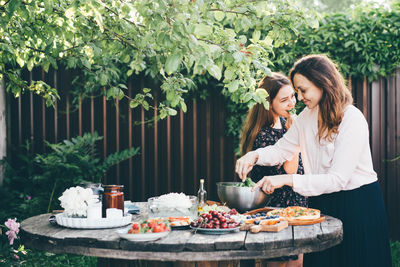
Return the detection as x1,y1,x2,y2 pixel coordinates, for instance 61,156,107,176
283,153,299,174
255,117,301,166
282,115,299,174
236,118,301,180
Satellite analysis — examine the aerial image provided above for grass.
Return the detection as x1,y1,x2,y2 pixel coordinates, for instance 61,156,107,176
392,241,400,267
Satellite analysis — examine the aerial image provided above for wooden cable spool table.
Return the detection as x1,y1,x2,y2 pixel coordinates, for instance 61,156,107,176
20,202,343,267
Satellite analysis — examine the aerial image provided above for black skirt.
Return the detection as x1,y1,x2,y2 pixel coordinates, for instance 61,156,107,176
304,181,392,267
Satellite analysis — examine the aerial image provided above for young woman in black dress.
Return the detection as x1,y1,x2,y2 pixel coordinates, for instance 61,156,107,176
240,73,307,267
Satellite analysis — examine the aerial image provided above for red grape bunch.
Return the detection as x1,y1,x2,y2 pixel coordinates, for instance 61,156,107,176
190,209,240,229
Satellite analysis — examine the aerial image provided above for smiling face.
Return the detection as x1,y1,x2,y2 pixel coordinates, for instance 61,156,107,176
293,74,323,109
271,85,296,118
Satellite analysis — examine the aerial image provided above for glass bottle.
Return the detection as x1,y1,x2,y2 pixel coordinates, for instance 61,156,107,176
102,185,124,217
197,179,207,214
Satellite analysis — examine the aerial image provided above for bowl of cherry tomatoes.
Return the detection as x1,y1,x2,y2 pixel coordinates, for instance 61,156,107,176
116,219,171,241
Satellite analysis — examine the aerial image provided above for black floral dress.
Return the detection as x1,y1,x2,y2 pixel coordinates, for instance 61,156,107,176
251,117,307,262
251,116,307,208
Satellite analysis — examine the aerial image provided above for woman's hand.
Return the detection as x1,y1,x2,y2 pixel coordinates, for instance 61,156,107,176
235,151,259,181
252,175,294,194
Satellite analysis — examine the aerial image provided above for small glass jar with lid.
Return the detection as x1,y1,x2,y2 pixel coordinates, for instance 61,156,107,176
102,185,124,217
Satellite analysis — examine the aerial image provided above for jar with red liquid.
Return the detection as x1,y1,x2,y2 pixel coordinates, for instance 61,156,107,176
102,185,124,217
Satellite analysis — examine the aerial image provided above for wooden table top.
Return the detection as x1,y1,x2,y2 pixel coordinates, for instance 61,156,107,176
20,202,343,261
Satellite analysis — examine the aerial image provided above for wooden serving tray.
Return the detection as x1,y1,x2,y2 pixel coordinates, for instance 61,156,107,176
240,220,289,233
288,216,325,226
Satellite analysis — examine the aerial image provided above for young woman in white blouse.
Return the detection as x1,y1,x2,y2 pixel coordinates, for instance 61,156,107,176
235,54,391,267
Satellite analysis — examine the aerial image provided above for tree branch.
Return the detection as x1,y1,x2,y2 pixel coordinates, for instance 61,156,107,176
97,0,145,28
208,8,250,15
197,38,227,52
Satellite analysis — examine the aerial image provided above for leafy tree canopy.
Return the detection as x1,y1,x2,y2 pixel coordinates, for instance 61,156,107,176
0,0,316,115
295,0,392,13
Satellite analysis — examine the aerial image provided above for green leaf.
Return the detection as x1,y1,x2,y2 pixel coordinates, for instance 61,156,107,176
27,58,34,71
263,101,269,110
207,64,222,80
118,89,124,100
130,100,139,108
180,101,187,112
165,52,182,75
168,108,177,116
262,36,273,46
43,61,50,73
344,40,355,48
194,24,213,37
65,7,75,18
224,68,235,80
243,92,252,103
252,30,261,42
99,73,108,86
122,54,130,63
142,101,149,110
91,5,104,33
255,88,268,99
44,0,53,13
214,11,225,21
16,57,25,68
232,51,245,63
8,0,21,16
227,80,239,93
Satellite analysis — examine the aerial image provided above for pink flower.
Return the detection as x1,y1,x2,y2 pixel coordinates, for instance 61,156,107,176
27,196,32,200
4,218,20,245
5,218,20,233
13,254,20,260
6,230,18,245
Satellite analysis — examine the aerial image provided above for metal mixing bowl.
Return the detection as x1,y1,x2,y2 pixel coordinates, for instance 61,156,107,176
216,182,270,213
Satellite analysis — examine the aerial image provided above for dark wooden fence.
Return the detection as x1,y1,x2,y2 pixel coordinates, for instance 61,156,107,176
5,68,400,240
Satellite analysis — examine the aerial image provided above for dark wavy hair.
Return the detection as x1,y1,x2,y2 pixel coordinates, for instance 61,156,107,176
240,73,291,155
290,54,353,141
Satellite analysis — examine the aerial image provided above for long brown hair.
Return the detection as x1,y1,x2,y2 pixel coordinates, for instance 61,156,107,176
289,54,353,142
240,73,291,156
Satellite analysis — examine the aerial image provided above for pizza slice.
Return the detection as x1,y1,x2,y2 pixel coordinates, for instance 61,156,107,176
267,206,320,221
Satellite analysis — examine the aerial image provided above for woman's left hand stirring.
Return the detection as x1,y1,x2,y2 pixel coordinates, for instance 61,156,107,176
252,175,294,194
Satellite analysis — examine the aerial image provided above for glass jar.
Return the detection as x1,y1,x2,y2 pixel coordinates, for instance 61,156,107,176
79,182,104,202
102,185,124,217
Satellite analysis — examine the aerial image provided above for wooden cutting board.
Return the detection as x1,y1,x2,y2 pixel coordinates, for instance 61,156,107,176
240,220,289,233
288,216,325,226
250,220,289,233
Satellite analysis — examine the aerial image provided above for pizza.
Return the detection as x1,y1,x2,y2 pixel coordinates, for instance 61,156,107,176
267,206,320,221
167,216,191,227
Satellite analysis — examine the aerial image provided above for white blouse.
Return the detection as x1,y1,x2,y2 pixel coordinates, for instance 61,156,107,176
255,105,377,197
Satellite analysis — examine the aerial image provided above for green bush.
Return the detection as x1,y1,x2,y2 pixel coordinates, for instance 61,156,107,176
392,241,400,267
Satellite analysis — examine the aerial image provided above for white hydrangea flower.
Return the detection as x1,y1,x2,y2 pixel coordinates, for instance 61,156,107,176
58,186,99,217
